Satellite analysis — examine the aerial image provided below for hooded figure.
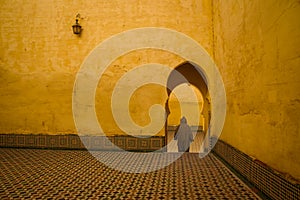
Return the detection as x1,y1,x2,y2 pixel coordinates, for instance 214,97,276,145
174,117,194,152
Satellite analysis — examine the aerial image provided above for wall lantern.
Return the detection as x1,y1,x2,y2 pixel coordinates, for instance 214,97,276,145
72,14,82,35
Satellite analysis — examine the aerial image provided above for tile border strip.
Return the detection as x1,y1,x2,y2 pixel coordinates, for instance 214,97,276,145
212,138,300,200
0,134,165,152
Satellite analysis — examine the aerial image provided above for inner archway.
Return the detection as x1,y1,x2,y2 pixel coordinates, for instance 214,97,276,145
165,61,211,153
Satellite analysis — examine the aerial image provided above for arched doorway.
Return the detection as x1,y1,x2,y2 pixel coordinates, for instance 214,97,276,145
165,61,211,153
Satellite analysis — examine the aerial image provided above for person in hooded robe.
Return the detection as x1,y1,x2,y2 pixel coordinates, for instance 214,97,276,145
174,117,194,152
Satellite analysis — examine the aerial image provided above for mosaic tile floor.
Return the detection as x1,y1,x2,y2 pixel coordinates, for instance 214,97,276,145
0,148,262,199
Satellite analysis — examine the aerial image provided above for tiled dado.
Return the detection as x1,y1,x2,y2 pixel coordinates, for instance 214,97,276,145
0,134,165,151
212,138,300,200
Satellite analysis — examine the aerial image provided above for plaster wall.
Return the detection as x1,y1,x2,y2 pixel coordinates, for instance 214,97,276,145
0,0,212,134
213,0,300,180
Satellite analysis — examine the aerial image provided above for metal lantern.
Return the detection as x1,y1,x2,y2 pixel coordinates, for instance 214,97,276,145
72,15,82,35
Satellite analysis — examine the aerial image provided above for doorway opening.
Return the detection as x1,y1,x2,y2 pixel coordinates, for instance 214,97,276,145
165,61,211,153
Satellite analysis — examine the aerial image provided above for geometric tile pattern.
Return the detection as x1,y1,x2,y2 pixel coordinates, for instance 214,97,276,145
0,148,262,199
0,134,165,151
166,126,204,153
0,134,86,149
0,126,202,152
213,139,300,200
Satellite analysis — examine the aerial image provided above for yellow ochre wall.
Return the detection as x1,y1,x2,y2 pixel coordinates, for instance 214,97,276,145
0,0,299,180
0,0,212,134
213,0,300,180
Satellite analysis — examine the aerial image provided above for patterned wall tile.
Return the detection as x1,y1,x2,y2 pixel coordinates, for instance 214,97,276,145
0,134,165,151
105,136,114,147
68,135,82,148
46,135,59,148
151,138,162,148
114,137,126,149
138,139,150,149
212,138,300,200
37,135,46,147
80,136,91,149
17,135,25,146
7,135,16,146
127,138,138,149
59,135,68,148
0,135,6,145
25,135,36,147
90,136,102,149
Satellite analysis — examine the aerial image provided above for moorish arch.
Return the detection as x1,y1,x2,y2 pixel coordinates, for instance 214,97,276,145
165,61,211,152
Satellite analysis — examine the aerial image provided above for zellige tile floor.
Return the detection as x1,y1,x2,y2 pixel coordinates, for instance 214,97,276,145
0,148,262,199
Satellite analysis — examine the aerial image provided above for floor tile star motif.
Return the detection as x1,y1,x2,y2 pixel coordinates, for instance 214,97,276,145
0,148,261,199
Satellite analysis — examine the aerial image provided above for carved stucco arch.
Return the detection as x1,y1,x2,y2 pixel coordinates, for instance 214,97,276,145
165,61,211,152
